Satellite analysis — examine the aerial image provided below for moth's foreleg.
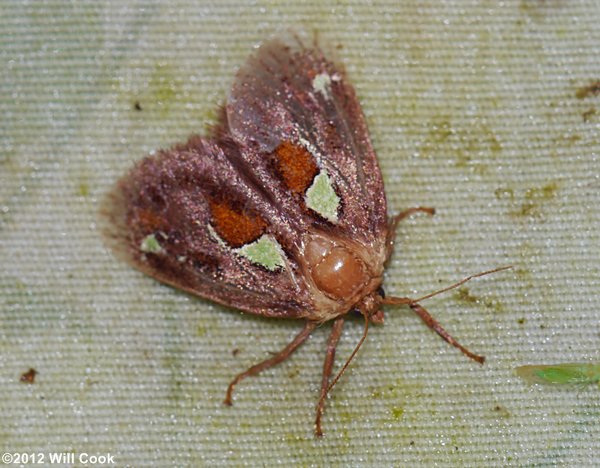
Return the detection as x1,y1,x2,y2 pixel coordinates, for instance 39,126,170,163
408,302,485,364
387,207,435,252
314,317,345,437
223,321,317,406
382,267,510,364
390,206,435,232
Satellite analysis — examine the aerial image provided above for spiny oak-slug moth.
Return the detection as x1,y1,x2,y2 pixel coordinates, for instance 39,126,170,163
102,33,508,437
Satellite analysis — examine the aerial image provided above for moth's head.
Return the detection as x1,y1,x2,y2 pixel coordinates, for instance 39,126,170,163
353,289,385,325
369,309,385,324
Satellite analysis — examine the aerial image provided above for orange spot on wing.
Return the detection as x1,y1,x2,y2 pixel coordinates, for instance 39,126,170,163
272,141,319,194
306,69,318,80
209,199,267,248
134,209,166,232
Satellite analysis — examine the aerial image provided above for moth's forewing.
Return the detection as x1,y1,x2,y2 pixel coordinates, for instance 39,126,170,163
225,34,389,246
102,136,313,318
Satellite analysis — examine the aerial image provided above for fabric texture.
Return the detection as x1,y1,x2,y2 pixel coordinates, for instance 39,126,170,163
1,1,599,466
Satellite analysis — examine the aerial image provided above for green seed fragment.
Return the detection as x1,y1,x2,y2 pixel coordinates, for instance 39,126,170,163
516,363,600,385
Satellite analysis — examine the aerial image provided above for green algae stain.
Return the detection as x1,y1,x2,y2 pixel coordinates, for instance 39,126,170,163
150,64,179,102
524,180,560,201
133,63,184,118
369,378,425,425
454,286,480,305
511,180,560,219
419,116,502,174
453,286,504,313
78,181,90,197
575,80,600,100
514,267,532,281
286,366,301,379
493,404,511,419
494,187,515,200
391,406,404,420
496,182,560,220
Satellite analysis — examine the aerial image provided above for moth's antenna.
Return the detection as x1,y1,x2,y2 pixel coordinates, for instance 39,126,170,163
380,266,512,364
406,266,511,303
325,313,370,396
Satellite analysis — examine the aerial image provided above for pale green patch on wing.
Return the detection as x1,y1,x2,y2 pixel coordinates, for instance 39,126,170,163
208,224,285,270
237,235,286,271
207,224,227,247
312,72,332,100
140,233,163,254
305,171,340,222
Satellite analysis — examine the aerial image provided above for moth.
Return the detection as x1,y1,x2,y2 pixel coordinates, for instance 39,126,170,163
103,33,506,436
516,362,600,386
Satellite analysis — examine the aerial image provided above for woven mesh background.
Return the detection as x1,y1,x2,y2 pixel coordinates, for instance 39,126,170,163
1,1,599,466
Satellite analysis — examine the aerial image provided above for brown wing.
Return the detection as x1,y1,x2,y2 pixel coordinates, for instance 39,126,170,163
101,136,314,319
224,33,388,246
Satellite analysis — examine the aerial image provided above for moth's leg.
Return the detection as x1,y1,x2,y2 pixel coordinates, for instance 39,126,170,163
387,207,435,251
390,206,435,232
407,300,485,364
224,321,317,406
382,267,508,363
315,317,345,437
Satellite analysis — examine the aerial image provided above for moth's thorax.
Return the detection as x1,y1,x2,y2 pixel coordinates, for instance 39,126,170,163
305,237,366,298
303,234,385,321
